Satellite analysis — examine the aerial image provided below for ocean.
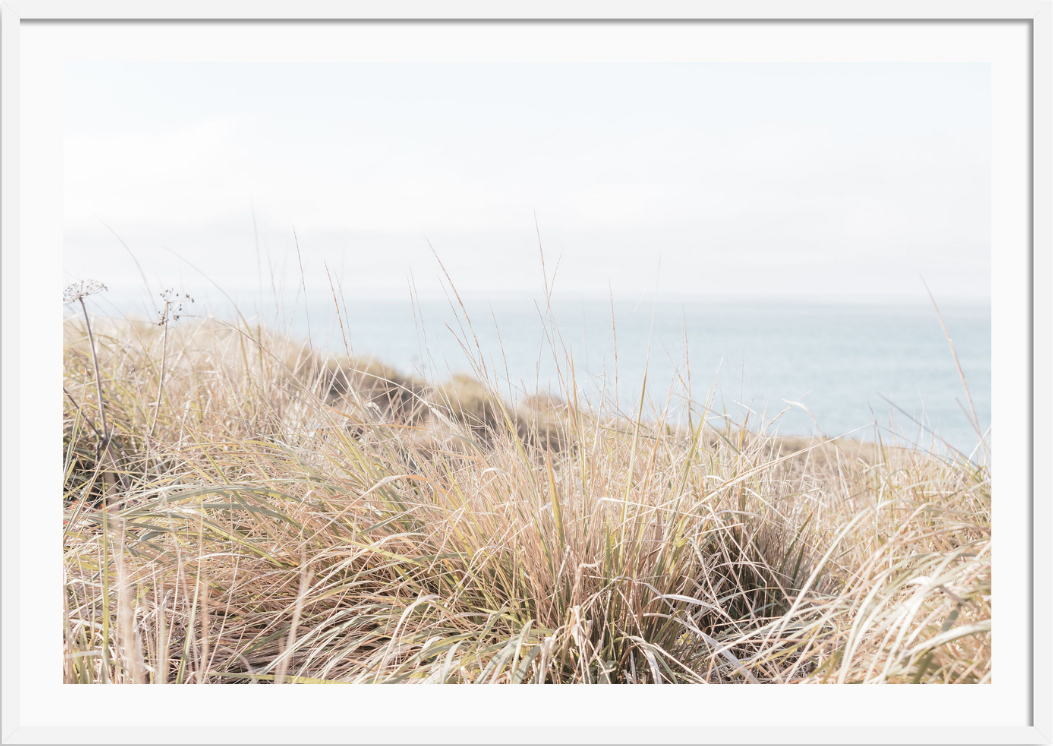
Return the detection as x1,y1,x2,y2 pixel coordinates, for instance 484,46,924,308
269,296,988,455
86,293,992,455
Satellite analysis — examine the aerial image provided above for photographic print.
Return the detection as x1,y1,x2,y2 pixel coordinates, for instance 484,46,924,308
61,51,992,684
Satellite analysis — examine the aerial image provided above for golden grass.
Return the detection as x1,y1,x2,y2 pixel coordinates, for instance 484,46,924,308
62,305,991,685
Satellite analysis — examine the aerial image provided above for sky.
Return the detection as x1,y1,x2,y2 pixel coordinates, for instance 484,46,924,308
63,61,991,305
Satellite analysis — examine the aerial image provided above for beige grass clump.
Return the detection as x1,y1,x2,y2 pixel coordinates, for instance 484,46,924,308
308,355,428,425
62,305,990,685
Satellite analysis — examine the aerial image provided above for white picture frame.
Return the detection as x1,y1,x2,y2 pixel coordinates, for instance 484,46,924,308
2,2,1049,744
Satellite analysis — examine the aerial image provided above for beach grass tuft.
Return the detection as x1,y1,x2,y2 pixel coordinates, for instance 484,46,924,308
62,294,991,685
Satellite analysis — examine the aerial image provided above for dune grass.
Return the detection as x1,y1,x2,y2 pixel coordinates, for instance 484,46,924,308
61,290,991,685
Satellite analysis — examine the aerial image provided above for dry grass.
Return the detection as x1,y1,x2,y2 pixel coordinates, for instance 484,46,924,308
62,300,991,685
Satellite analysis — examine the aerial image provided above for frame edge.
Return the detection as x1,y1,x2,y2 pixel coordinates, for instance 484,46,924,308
1031,2,1053,741
1,0,22,743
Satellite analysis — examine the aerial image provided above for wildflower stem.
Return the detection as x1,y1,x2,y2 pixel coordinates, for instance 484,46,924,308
78,297,109,440
149,301,170,439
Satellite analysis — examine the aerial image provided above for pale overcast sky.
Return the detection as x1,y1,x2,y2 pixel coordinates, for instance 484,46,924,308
64,61,990,303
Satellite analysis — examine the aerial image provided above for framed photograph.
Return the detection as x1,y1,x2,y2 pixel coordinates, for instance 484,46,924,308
2,1,1050,743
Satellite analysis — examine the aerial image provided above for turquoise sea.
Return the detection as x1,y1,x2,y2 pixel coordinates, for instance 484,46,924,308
85,294,992,455
276,297,989,455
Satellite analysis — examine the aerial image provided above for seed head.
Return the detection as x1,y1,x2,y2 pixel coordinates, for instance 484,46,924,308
63,280,108,304
158,289,194,325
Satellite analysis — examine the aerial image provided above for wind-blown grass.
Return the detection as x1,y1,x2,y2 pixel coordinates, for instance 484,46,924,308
62,299,991,685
